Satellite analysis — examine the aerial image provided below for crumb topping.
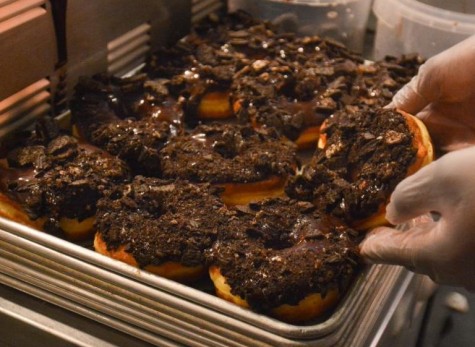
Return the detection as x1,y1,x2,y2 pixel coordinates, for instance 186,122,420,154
286,108,417,223
160,123,298,183
96,177,231,267
207,198,361,311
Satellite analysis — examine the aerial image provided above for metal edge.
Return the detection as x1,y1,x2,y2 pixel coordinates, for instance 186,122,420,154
0,241,270,347
0,274,182,347
361,271,416,347
0,282,161,347
335,266,411,346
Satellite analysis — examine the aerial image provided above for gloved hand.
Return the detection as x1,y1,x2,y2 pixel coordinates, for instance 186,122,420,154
389,35,475,152
360,146,475,291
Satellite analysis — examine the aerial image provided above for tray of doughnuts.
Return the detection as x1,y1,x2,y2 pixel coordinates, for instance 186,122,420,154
0,6,435,346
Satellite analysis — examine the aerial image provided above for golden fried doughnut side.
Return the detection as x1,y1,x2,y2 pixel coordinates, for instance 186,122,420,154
218,175,288,206
197,91,233,119
94,233,206,282
0,193,40,229
209,265,340,323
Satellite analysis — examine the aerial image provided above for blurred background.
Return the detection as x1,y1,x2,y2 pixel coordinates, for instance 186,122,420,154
228,0,475,60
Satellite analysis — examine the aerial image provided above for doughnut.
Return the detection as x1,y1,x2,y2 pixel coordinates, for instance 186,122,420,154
71,73,182,176
148,13,328,126
206,198,361,323
94,176,231,282
351,55,424,109
0,192,41,228
146,42,238,124
233,96,328,151
182,78,234,124
158,123,299,206
229,41,362,150
286,107,433,230
0,118,131,240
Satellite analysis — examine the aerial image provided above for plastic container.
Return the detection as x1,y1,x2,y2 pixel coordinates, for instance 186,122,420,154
228,0,373,53
373,0,475,59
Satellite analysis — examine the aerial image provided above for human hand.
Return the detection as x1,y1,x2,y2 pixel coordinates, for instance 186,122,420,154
360,146,475,291
390,35,475,152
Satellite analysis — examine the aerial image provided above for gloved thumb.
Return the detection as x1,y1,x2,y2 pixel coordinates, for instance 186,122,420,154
387,147,475,224
360,219,437,273
385,160,441,225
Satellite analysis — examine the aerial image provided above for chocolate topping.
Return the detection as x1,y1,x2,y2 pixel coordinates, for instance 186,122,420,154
2,132,131,232
73,73,179,122
89,118,171,177
286,108,417,223
71,73,183,175
96,177,231,267
232,53,421,140
159,123,298,183
207,197,361,312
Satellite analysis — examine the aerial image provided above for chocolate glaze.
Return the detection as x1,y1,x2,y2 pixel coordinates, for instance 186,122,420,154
88,118,171,177
286,108,417,224
96,176,232,268
71,73,183,175
148,41,244,126
206,197,361,312
73,73,182,124
1,129,131,233
159,123,298,184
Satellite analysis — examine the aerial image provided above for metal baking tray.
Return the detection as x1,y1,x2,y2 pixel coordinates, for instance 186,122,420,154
0,215,419,346
0,1,429,345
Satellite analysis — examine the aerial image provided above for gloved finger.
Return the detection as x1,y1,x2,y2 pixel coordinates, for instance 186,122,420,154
385,161,442,224
432,35,475,103
417,103,475,151
360,222,437,273
391,76,430,115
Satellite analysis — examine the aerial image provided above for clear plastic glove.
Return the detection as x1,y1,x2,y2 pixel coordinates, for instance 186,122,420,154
390,35,475,152
360,146,475,291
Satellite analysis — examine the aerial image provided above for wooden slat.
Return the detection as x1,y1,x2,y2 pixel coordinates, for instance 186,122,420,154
0,0,44,23
0,79,50,136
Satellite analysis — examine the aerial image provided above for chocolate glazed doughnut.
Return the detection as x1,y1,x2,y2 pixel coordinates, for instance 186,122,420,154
94,176,231,282
0,118,131,240
286,108,433,230
71,73,183,176
145,11,276,125
206,198,361,323
159,123,299,206
146,39,240,125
